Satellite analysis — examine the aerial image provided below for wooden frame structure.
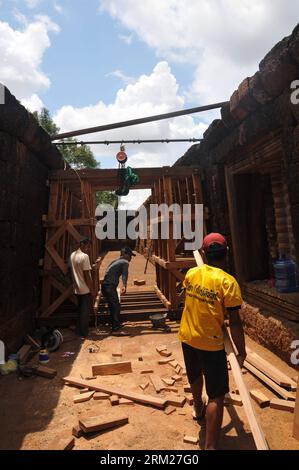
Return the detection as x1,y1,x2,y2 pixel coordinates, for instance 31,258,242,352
39,165,204,319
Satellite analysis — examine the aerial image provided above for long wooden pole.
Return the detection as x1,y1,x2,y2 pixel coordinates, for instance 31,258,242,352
192,250,269,450
52,102,227,140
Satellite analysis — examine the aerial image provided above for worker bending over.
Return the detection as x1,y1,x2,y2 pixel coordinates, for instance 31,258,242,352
102,247,135,333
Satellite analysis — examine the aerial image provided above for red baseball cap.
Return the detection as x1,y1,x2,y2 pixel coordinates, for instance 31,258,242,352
202,233,227,252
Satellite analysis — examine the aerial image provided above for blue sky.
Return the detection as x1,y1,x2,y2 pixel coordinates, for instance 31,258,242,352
1,1,299,207
0,0,195,113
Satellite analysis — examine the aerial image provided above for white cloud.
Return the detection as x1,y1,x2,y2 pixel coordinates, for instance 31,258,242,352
118,33,133,45
106,69,135,85
0,15,59,100
21,93,44,112
25,0,43,8
12,8,28,26
53,2,63,14
54,61,207,209
100,0,299,102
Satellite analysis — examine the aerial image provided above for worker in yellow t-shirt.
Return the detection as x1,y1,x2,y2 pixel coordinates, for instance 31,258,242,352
178,233,246,450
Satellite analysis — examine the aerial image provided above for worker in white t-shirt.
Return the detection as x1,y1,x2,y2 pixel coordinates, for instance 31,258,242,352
69,237,94,337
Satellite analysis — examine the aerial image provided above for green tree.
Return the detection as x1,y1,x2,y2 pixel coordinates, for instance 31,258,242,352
33,107,98,169
33,107,118,206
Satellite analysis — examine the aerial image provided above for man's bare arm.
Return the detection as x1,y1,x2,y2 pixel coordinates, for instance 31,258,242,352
228,309,246,367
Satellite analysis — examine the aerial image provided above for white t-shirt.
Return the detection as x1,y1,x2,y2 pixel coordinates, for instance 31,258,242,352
70,248,92,295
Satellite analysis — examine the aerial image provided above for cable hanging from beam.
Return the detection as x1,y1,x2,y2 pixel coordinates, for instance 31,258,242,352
55,138,203,146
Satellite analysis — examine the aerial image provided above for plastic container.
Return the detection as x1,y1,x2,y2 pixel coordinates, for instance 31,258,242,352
39,348,49,364
273,255,299,293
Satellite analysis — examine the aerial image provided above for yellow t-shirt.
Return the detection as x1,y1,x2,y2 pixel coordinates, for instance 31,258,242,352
178,264,243,351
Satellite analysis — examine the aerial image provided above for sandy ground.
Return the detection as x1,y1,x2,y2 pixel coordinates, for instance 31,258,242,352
0,253,298,451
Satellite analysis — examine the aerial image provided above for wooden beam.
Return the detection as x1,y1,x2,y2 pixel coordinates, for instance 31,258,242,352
149,374,166,393
244,361,296,401
79,416,128,434
154,285,171,310
270,398,295,413
41,285,74,318
224,329,269,450
293,386,299,440
44,218,95,228
192,249,268,450
50,166,201,182
63,376,166,409
246,350,297,390
92,361,132,376
249,389,270,408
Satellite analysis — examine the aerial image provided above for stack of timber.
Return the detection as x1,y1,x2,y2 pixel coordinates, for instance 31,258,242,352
98,290,168,323
242,281,299,322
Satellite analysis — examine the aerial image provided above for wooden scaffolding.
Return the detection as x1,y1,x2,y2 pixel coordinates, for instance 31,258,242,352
39,165,204,320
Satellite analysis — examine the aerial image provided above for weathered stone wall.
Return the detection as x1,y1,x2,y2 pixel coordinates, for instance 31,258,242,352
174,24,299,357
175,24,299,265
0,86,64,353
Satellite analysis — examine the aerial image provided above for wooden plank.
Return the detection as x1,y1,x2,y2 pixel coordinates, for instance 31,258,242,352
156,345,167,353
164,406,176,415
93,392,110,400
41,285,74,318
184,435,199,445
140,369,154,374
17,345,31,364
119,398,134,405
185,395,194,405
172,374,182,382
79,388,90,394
164,387,178,393
46,245,68,275
244,361,296,401
112,345,122,358
293,386,299,440
47,436,75,450
139,382,149,391
50,166,201,182
73,391,95,403
150,374,165,393
193,249,268,450
246,351,297,390
109,395,119,406
165,395,186,407
158,358,173,365
270,398,295,413
92,361,132,376
225,393,243,407
159,350,172,357
169,359,179,369
79,416,129,434
26,335,40,349
72,425,83,438
162,377,175,386
249,389,270,408
63,376,167,409
224,329,269,450
154,285,171,310
35,366,57,379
